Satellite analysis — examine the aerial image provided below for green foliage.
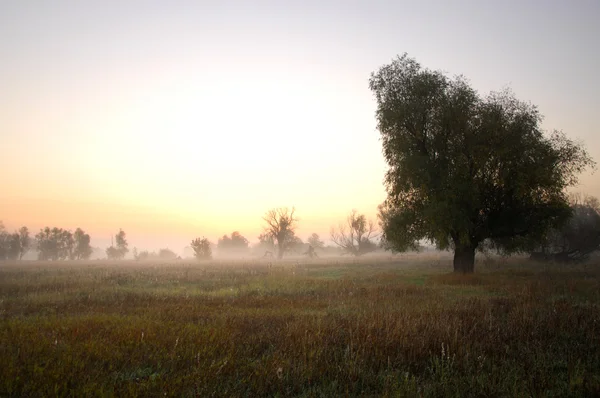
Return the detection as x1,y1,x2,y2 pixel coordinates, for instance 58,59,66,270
370,54,595,272
190,237,212,260
1,257,600,396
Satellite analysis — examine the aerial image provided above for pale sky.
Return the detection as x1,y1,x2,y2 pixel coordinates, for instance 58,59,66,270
1,0,599,253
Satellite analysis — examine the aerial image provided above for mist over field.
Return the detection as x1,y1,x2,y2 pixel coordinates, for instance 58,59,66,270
2,0,600,396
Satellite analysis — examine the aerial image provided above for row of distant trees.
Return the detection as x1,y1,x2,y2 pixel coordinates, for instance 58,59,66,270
0,223,30,260
0,223,93,261
0,224,128,261
181,208,380,261
3,195,597,263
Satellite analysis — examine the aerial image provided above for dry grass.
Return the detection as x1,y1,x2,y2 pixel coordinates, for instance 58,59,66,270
1,255,599,397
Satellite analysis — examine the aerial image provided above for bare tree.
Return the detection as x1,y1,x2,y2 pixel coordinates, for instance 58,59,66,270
262,207,299,259
330,210,377,256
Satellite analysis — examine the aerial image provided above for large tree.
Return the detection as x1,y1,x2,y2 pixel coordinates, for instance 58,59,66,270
370,54,595,272
262,207,299,259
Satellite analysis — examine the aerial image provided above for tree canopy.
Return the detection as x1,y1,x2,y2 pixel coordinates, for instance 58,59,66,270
191,237,212,260
106,229,128,260
73,228,93,260
217,231,250,253
0,223,30,261
307,233,325,250
370,54,595,272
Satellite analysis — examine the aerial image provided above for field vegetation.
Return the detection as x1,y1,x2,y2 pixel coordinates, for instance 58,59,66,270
1,254,599,396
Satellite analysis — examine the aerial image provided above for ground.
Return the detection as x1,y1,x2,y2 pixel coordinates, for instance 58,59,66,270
1,254,599,396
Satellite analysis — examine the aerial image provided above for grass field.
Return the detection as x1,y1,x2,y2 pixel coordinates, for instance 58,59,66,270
1,254,599,397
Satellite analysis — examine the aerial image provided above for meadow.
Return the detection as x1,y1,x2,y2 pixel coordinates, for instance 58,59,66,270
1,254,599,397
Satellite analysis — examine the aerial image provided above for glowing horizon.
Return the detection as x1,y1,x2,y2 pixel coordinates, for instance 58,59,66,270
1,1,599,254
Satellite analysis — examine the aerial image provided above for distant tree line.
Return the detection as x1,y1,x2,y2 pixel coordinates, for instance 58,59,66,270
0,207,382,262
0,223,94,261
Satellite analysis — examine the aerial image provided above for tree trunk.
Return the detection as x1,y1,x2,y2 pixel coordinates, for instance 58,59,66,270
277,245,284,260
453,244,476,273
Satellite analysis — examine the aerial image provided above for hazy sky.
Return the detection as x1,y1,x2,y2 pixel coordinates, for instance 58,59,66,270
1,0,599,252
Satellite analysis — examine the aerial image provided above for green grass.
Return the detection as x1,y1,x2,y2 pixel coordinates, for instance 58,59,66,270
1,255,600,397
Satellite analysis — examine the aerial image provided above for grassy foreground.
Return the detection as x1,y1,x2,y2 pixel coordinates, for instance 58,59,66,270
1,255,599,397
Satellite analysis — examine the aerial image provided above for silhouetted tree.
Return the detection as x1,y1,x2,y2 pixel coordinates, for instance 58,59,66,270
217,231,249,253
159,248,177,260
307,233,325,250
331,210,378,256
191,237,212,260
35,227,74,261
106,246,119,260
116,229,128,256
17,226,30,260
257,233,275,248
73,228,93,260
290,236,306,253
106,229,128,260
531,194,600,262
370,54,595,273
136,250,154,261
262,207,299,259
0,222,8,260
0,222,29,260
253,233,275,257
7,233,21,260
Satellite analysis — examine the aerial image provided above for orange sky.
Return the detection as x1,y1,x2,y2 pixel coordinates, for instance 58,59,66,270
1,1,598,253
